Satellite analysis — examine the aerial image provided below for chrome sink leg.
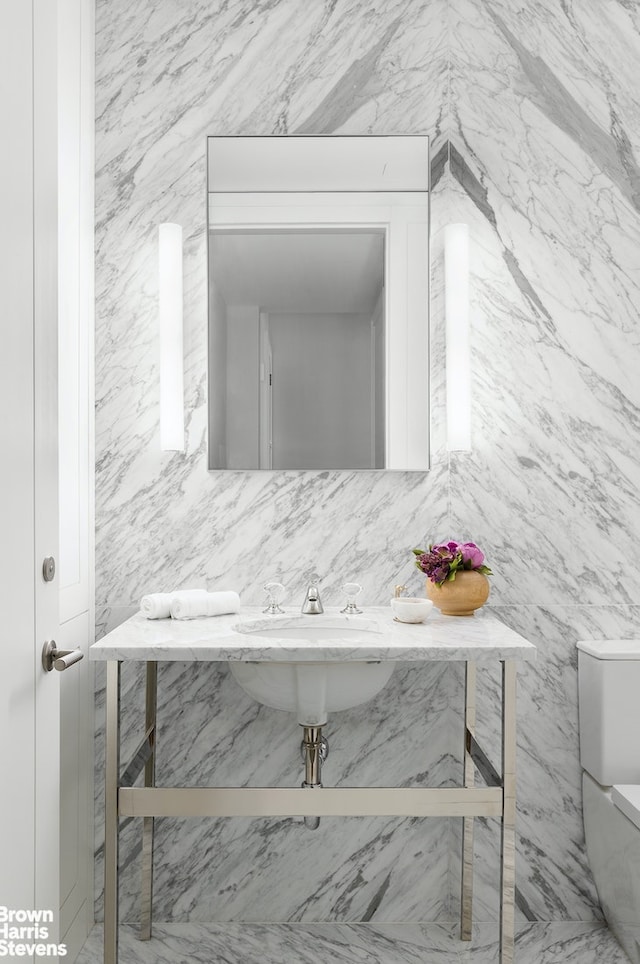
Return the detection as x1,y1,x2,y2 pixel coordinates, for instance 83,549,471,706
139,661,157,941
500,661,517,964
301,725,327,830
461,661,476,941
104,661,121,964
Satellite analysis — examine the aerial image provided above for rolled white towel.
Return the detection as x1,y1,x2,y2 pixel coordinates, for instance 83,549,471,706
170,590,241,620
140,589,204,620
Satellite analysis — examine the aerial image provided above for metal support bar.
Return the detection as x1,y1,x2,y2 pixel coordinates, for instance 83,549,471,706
118,785,504,819
139,661,157,941
461,661,476,941
104,661,121,964
467,733,501,788
500,661,517,964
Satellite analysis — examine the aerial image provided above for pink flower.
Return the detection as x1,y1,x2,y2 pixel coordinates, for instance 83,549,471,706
459,542,484,568
413,540,492,587
432,541,461,555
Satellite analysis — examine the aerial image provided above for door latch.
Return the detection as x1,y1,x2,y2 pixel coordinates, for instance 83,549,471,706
42,556,56,582
42,639,84,672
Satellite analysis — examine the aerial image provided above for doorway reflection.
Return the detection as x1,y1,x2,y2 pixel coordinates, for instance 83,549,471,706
208,229,385,470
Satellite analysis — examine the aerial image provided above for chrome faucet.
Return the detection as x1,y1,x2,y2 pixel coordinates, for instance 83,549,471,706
302,584,324,615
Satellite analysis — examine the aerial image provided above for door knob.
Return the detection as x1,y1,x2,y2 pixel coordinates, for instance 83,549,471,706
41,639,84,673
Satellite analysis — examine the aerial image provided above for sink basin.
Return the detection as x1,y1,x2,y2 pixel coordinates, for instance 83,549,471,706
229,614,395,725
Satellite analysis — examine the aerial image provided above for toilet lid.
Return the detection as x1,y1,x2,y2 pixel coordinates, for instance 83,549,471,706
576,639,640,659
612,785,640,831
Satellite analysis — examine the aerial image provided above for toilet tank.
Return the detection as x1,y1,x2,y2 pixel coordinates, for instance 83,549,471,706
577,639,640,786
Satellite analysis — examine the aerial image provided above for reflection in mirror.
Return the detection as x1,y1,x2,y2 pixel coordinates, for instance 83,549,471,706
207,136,429,471
210,229,385,469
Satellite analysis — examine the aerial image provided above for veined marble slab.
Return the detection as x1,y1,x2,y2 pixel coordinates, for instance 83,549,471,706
90,607,536,662
76,921,630,964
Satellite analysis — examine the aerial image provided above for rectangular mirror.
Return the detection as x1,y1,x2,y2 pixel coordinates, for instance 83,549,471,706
207,135,430,471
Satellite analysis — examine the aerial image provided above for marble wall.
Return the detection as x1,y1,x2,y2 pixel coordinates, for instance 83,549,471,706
94,0,454,924
94,0,640,926
94,0,449,636
447,0,640,922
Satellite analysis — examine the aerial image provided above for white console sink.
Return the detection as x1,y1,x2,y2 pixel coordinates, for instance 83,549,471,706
229,614,395,725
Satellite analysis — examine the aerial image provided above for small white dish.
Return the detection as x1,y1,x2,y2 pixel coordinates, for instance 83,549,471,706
390,597,434,623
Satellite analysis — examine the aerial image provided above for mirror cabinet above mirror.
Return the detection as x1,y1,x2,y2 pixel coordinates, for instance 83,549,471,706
207,135,430,471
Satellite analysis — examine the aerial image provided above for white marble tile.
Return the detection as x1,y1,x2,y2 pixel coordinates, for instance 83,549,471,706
77,922,461,964
94,0,449,623
442,9,640,924
94,0,450,924
94,0,640,931
461,922,630,964
75,921,629,964
450,0,640,609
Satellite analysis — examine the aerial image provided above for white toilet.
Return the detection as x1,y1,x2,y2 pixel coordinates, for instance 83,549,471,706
578,638,640,963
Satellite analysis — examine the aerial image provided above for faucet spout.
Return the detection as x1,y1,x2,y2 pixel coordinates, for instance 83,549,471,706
301,584,324,614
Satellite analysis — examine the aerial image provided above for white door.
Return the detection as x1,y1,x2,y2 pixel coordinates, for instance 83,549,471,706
0,0,61,950
57,0,95,958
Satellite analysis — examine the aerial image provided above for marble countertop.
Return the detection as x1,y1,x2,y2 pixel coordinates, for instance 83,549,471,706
90,607,536,662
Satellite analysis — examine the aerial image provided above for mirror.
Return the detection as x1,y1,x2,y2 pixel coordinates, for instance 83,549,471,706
207,135,430,471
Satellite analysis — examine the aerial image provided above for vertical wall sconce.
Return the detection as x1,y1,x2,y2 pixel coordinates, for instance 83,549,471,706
444,223,471,451
158,222,184,451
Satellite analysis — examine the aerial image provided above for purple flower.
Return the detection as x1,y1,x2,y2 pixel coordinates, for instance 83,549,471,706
413,538,492,586
459,542,484,568
432,541,460,555
414,546,459,584
431,563,450,584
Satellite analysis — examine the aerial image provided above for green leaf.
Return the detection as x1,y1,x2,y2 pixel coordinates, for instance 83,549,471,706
447,570,457,581
477,565,493,576
412,548,425,556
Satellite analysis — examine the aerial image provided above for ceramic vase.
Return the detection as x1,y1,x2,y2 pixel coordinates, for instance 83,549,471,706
425,570,490,616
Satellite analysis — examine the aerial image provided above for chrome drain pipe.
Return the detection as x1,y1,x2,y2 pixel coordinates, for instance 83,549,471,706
301,725,328,830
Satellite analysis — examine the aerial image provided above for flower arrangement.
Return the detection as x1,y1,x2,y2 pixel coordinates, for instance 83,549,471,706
413,540,492,587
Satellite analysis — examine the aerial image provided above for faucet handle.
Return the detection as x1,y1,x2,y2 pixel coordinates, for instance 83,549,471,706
263,582,285,615
340,582,363,614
